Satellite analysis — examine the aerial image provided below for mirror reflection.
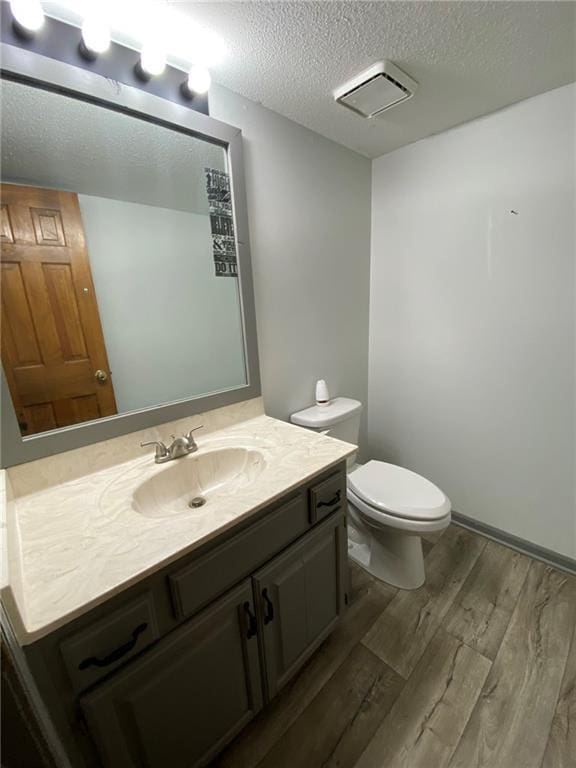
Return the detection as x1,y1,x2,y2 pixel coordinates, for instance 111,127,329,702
1,79,246,437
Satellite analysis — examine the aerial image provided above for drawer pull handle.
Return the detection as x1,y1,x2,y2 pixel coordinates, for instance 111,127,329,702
78,623,148,670
262,588,274,625
317,490,341,509
243,602,257,639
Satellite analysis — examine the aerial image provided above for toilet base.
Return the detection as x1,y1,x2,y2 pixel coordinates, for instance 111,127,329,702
348,520,425,590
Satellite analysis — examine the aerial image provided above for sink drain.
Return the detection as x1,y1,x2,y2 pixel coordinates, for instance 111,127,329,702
189,496,206,509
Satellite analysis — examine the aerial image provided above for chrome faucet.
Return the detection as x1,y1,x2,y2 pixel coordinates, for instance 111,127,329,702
141,426,203,464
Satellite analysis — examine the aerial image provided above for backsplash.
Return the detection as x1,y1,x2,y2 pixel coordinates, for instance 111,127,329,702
7,397,264,499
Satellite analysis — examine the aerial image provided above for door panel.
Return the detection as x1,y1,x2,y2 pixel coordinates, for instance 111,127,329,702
1,261,42,364
254,512,346,699
19,402,58,434
53,394,101,428
42,263,88,359
80,580,263,768
1,204,14,242
0,184,117,435
30,207,67,246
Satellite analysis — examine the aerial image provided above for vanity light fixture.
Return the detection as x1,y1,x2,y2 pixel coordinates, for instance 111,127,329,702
9,0,222,101
181,65,212,98
80,14,111,60
135,41,167,80
9,0,44,37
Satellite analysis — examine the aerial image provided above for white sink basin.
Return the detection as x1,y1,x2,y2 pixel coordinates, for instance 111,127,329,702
132,447,266,518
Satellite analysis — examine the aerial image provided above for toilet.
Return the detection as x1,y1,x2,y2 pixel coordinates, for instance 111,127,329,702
291,397,451,589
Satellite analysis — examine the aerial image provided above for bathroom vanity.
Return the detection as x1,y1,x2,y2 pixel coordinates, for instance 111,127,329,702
2,403,353,767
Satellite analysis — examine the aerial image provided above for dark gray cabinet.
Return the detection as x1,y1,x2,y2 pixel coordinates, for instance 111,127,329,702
21,463,348,768
80,581,262,768
254,513,345,698
169,495,309,622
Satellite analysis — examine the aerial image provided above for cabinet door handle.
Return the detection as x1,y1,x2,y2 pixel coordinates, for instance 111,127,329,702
317,490,341,509
78,623,148,670
262,588,274,625
243,602,257,639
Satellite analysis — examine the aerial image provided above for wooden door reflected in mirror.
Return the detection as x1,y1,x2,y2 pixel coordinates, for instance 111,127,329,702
1,184,117,435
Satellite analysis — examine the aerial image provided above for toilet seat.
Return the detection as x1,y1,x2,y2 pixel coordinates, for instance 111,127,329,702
348,487,450,534
348,461,451,524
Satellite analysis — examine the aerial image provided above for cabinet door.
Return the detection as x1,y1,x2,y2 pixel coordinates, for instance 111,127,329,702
80,580,262,768
254,512,346,699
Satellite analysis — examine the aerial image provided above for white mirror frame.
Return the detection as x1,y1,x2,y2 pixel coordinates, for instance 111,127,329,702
0,44,261,467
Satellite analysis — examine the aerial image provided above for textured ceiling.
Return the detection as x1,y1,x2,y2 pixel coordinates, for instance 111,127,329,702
1,79,226,214
174,1,576,158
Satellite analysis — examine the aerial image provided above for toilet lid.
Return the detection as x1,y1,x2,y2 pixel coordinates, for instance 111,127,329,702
348,461,450,521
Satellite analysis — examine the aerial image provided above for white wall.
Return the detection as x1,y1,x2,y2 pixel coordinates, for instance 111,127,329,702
79,195,246,414
369,84,576,558
210,85,372,444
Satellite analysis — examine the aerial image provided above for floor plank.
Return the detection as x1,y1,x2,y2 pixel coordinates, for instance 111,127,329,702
355,628,491,768
362,526,486,677
444,539,531,659
448,562,576,768
216,565,396,768
541,622,576,768
255,644,403,768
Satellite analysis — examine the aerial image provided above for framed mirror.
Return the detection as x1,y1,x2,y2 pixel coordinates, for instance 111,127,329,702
0,45,260,466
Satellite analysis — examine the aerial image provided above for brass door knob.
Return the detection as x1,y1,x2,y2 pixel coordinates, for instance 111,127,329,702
95,369,108,382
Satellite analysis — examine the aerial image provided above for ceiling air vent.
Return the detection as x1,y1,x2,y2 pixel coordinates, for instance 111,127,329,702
334,61,418,118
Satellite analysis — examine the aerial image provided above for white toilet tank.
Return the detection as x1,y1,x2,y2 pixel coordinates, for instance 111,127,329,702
290,397,362,466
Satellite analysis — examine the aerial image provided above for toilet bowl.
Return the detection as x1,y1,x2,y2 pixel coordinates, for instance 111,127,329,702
346,461,451,589
291,397,451,589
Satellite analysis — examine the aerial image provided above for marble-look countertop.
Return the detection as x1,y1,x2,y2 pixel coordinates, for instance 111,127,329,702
4,410,354,644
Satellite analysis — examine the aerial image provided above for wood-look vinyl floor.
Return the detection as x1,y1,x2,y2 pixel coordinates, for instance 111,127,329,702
216,525,576,768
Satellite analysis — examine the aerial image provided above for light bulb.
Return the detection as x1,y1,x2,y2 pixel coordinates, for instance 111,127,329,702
187,65,211,95
10,0,44,33
140,42,166,77
81,15,111,55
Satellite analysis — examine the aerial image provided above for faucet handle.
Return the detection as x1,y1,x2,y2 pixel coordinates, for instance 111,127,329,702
186,425,204,447
140,440,168,460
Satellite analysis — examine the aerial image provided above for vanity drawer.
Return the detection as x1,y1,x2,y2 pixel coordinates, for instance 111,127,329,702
309,472,345,524
60,594,160,693
169,495,309,621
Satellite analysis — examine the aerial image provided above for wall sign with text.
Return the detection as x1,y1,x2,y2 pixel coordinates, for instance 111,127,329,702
204,168,238,277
